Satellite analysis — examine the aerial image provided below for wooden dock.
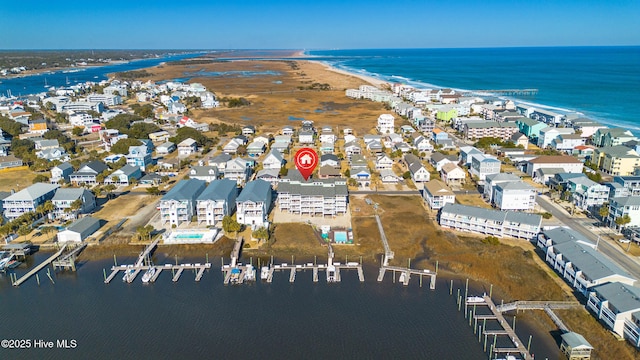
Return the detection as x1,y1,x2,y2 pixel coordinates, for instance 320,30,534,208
134,238,159,267
104,263,212,284
263,262,364,284
377,265,436,289
13,244,67,287
467,295,532,360
374,214,394,265
52,243,86,271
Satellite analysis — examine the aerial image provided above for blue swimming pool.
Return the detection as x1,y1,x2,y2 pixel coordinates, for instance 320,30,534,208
334,231,348,243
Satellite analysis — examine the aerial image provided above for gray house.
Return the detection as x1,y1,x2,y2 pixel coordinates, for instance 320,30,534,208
104,165,142,186
69,161,108,185
196,179,238,226
51,162,74,183
51,187,96,220
3,183,60,220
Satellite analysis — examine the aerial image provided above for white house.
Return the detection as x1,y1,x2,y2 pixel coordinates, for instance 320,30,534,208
375,154,394,170
177,138,198,156
159,179,207,226
376,114,395,134
236,179,272,228
50,162,74,183
440,204,542,240
262,149,284,170
440,163,466,186
189,166,220,182
196,179,238,226
493,181,537,211
405,154,430,183
56,216,102,243
423,180,455,210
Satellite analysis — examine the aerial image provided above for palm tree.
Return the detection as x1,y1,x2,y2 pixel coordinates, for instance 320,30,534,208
18,225,31,242
598,205,609,223
104,184,117,200
43,200,55,221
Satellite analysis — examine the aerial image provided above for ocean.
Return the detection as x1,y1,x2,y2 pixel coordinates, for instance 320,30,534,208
307,47,640,133
0,252,558,359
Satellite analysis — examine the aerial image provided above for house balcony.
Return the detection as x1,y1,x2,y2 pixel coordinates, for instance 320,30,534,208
623,319,640,346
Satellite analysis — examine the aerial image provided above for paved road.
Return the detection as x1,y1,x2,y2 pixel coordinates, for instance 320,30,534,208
350,190,420,195
536,196,640,279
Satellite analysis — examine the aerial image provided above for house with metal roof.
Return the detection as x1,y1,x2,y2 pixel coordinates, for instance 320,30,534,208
559,332,593,360
177,138,198,157
57,216,102,243
470,154,500,181
159,179,207,226
440,163,465,185
277,178,348,217
567,177,609,211
69,161,108,185
156,141,175,155
51,187,96,220
196,179,237,226
537,227,635,296
256,168,281,186
607,196,640,231
586,282,640,343
2,183,60,220
224,158,250,185
439,203,542,240
236,179,272,228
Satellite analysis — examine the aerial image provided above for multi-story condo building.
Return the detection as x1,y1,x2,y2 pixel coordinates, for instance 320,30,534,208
2,183,59,220
537,227,635,296
613,176,640,196
86,94,122,106
587,282,640,349
159,179,206,226
593,128,637,148
463,121,518,141
236,179,272,228
277,178,348,217
439,204,542,240
537,127,575,148
470,154,501,181
593,146,640,176
196,179,237,226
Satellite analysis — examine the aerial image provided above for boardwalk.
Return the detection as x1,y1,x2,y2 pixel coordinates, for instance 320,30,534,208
374,214,394,265
135,238,159,267
13,244,67,286
52,243,87,271
377,265,436,289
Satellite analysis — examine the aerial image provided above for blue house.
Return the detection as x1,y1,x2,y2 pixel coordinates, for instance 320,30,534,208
126,144,153,171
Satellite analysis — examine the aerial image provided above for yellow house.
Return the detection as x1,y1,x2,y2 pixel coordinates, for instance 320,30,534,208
594,145,640,176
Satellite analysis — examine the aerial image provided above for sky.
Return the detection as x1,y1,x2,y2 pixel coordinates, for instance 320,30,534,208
1,0,639,49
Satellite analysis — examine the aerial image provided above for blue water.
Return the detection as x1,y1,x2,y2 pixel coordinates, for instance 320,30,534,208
307,47,640,132
0,53,203,97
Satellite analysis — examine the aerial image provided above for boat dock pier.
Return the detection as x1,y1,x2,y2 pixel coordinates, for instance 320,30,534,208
135,238,159,267
104,263,212,284
464,88,539,96
52,243,87,271
376,255,437,289
263,244,365,284
462,295,533,360
220,237,257,285
12,244,67,286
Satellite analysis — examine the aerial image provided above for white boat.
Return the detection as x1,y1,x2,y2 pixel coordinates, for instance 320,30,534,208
260,266,270,280
122,266,135,282
466,296,486,304
327,265,336,282
141,267,156,283
399,272,407,283
244,265,256,281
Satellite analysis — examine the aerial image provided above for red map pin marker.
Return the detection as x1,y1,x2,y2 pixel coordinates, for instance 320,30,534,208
294,147,318,181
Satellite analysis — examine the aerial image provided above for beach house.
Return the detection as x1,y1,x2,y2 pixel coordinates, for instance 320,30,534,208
483,173,522,203
587,282,640,346
196,179,238,226
404,154,430,183
189,166,220,182
440,163,466,186
525,155,583,179
236,179,272,228
376,114,395,134
470,155,501,181
104,164,142,186
262,149,285,170
567,177,610,211
69,161,108,185
159,179,207,226
50,187,96,220
2,183,60,220
493,181,537,211
224,158,250,185
423,180,455,210
50,162,74,183
177,138,198,157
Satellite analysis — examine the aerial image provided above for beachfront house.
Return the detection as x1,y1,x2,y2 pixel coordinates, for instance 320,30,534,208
236,179,272,228
196,179,238,226
587,282,640,347
159,179,207,226
440,204,542,240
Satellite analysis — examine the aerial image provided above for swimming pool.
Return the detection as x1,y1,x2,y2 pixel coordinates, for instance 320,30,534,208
174,233,204,239
334,231,348,243
164,230,219,244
